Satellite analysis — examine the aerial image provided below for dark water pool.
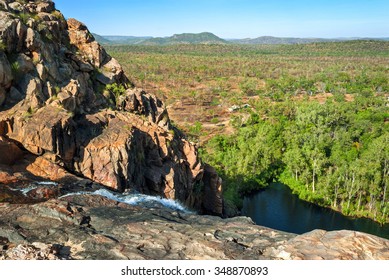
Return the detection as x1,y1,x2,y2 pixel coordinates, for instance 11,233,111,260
242,183,389,239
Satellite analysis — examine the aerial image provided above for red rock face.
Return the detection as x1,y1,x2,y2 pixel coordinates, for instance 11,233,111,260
0,137,23,165
0,0,223,215
26,186,59,200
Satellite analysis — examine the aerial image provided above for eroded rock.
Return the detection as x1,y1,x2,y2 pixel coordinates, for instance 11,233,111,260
265,229,389,260
0,52,12,89
1,195,388,260
0,136,23,165
0,244,63,260
0,0,223,215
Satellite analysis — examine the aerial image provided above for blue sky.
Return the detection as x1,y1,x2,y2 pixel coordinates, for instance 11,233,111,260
55,0,389,38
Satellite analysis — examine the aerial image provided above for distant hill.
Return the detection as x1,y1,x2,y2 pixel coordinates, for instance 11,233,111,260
91,33,112,44
93,33,389,46
103,35,152,45
229,36,340,44
91,34,151,45
141,32,227,45
93,32,227,45
229,36,389,45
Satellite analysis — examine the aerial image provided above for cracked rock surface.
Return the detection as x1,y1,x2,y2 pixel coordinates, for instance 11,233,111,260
1,194,388,260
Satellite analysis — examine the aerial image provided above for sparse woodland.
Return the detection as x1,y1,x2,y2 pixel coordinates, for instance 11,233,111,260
106,41,389,223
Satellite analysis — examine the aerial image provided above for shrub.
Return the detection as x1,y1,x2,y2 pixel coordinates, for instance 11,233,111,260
0,40,6,52
51,11,64,20
106,83,126,106
11,61,22,81
106,83,126,97
19,13,30,25
189,121,202,135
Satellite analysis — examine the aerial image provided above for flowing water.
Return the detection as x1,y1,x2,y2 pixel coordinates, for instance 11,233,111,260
60,189,194,213
9,182,193,213
242,182,389,239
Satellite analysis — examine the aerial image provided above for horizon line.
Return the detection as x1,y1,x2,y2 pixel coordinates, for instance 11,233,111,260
97,32,389,40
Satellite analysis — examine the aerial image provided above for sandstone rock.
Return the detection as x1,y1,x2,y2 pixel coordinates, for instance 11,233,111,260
57,91,76,112
25,2,37,14
266,229,389,260
8,2,24,13
8,86,23,102
36,1,55,13
16,20,27,52
0,11,18,52
69,54,94,72
0,87,5,106
7,104,76,158
0,243,62,260
17,74,45,108
0,51,12,88
1,195,388,260
202,164,223,215
67,18,109,68
16,53,34,73
45,20,61,41
67,17,127,85
102,57,122,74
25,27,42,51
37,12,57,22
25,155,70,181
2,0,388,262
0,0,223,216
0,136,23,165
119,88,171,129
0,170,18,184
26,185,59,200
35,62,47,80
99,57,125,84
95,72,111,85
58,64,73,80
0,1,8,11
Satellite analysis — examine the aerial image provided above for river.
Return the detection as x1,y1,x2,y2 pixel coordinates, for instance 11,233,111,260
242,182,389,239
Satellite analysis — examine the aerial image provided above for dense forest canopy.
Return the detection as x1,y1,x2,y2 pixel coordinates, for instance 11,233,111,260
202,95,388,223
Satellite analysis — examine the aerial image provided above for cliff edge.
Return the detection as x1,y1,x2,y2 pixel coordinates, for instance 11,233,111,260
1,0,389,261
0,0,222,215
1,193,388,260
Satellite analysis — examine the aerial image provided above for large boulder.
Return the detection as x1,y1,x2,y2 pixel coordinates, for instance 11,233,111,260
0,51,12,106
0,52,12,88
0,11,18,52
0,1,9,11
36,1,55,13
0,136,23,165
118,88,171,129
67,18,128,86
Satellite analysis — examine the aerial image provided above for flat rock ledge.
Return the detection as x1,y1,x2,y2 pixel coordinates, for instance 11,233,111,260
1,195,388,260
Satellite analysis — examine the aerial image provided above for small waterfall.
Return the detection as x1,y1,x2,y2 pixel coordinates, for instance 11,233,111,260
11,181,58,195
60,189,194,214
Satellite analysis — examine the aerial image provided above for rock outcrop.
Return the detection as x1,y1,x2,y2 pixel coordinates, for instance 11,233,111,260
2,0,388,261
0,0,222,215
1,193,388,260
